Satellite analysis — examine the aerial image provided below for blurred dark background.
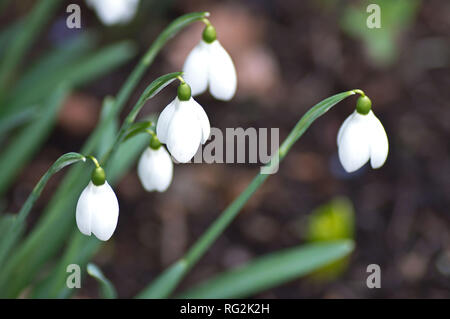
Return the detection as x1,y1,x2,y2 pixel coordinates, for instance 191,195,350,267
2,0,449,298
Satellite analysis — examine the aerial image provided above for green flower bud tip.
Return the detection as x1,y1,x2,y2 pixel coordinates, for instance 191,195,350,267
149,135,162,150
202,24,217,43
356,95,372,115
177,82,191,101
91,167,106,186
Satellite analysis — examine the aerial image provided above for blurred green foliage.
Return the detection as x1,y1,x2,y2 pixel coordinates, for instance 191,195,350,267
178,240,354,299
340,0,421,67
0,1,362,298
306,197,355,280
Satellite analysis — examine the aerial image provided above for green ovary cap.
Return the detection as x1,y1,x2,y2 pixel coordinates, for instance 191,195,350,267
149,135,161,150
91,167,106,186
356,95,372,115
177,82,191,101
202,25,217,43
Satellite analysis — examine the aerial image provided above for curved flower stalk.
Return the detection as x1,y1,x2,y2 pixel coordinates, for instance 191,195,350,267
86,0,140,26
137,89,386,299
157,80,210,163
76,157,119,241
337,95,388,173
137,134,173,192
183,21,237,101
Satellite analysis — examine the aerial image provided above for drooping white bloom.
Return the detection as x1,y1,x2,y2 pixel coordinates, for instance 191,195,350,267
76,181,119,241
137,146,173,192
183,40,237,101
337,110,389,173
86,0,139,26
156,96,210,163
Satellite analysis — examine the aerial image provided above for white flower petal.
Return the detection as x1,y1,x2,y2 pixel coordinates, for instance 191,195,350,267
207,40,237,101
183,41,210,96
190,98,210,144
367,111,389,169
90,182,119,241
337,113,354,146
86,0,139,25
337,112,371,173
76,181,119,241
166,100,202,163
138,147,173,192
156,98,177,143
76,182,94,236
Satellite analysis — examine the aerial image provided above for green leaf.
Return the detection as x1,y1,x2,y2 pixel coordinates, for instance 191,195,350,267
0,19,22,58
123,121,153,142
178,240,354,299
87,263,117,299
0,0,60,94
0,84,70,196
0,152,85,269
4,40,136,115
11,32,97,98
3,32,97,111
0,105,38,138
31,231,101,299
137,90,358,298
0,214,22,246
97,97,119,158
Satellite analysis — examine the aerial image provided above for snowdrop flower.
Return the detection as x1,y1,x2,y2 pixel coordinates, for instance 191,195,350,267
86,0,139,26
157,81,210,163
183,23,237,101
76,163,119,241
337,95,389,173
138,135,173,192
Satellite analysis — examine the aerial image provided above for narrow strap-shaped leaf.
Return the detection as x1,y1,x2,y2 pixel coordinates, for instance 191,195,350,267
136,90,358,298
87,263,117,299
123,121,153,142
0,0,60,94
0,152,86,268
31,230,101,299
0,214,21,245
11,32,97,97
0,19,22,58
97,97,119,158
0,84,70,196
178,240,354,298
4,40,136,116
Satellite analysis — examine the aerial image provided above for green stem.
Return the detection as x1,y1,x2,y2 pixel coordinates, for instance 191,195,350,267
137,89,360,298
177,76,185,84
86,155,100,168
